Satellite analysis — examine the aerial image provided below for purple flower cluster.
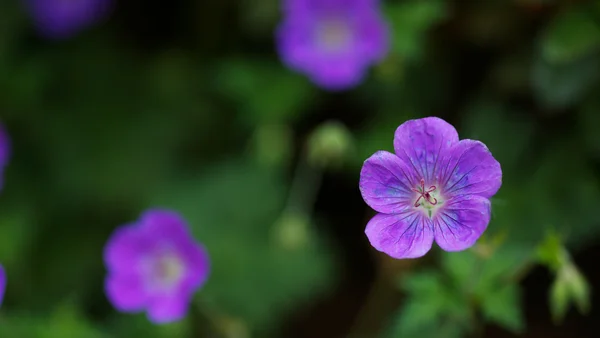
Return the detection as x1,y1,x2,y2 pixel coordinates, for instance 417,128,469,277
276,0,389,90
24,0,112,39
104,209,210,324
359,117,502,259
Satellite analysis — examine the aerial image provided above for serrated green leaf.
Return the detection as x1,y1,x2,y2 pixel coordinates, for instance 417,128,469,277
541,9,600,64
481,284,524,333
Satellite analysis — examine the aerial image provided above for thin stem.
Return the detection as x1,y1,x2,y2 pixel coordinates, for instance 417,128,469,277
284,150,323,217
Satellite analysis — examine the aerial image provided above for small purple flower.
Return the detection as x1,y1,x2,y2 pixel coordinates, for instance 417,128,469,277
0,265,6,307
24,0,112,39
0,124,11,190
359,117,502,259
104,209,210,324
276,0,389,90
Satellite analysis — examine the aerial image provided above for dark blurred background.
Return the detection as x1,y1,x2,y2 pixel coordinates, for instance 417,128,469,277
1,0,600,337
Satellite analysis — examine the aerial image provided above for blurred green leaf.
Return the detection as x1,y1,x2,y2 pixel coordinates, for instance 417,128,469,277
152,161,335,331
550,270,570,323
536,231,566,271
579,95,600,155
481,284,524,334
390,270,469,338
215,59,315,126
541,8,600,64
461,101,534,174
384,0,447,59
550,263,591,324
0,302,108,338
532,53,600,109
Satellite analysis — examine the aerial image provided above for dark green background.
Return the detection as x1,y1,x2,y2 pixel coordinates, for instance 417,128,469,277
1,0,600,337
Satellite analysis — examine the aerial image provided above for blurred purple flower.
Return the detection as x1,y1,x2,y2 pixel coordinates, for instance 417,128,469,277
359,117,502,259
276,0,389,90
0,265,5,307
0,124,11,190
24,0,112,39
104,209,210,324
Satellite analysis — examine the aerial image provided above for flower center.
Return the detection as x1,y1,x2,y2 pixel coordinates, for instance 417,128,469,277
151,252,185,289
412,179,443,218
315,18,352,53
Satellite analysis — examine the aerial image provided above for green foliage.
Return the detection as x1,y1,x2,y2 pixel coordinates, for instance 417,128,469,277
386,270,469,338
383,0,447,60
214,59,316,126
541,8,600,64
151,161,335,331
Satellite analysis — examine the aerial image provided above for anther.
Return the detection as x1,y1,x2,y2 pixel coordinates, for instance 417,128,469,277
412,179,437,207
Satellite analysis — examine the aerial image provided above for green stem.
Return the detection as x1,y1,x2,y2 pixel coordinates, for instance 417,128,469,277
284,151,323,217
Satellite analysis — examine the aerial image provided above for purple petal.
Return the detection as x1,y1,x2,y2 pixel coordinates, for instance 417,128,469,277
140,209,193,242
105,274,147,312
178,243,210,291
359,150,417,214
104,224,147,274
146,292,190,324
365,212,434,259
433,195,491,252
25,0,112,39
0,124,10,168
0,265,6,307
393,117,459,183
439,140,502,199
276,0,389,90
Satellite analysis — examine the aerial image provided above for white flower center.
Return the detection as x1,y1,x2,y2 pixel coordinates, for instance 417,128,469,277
412,179,445,218
315,18,353,53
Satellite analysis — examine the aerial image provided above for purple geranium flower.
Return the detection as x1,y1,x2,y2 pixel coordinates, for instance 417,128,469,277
0,265,6,307
0,124,10,190
24,0,112,39
104,209,210,324
359,117,502,259
276,0,389,90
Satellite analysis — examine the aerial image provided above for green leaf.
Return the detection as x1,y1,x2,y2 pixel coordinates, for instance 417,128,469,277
536,231,566,271
550,271,570,323
481,284,525,333
151,161,335,330
541,8,600,64
214,59,315,126
384,0,448,59
550,263,591,323
390,270,470,338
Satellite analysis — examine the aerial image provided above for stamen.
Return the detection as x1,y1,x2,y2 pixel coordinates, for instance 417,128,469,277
412,179,438,207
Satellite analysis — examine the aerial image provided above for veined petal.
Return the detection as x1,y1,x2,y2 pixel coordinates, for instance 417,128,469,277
359,151,417,214
438,140,502,199
433,195,491,252
365,212,434,259
393,117,459,183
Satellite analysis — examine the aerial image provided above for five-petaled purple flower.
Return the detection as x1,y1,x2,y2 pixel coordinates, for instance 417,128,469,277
276,0,389,90
24,0,112,39
0,124,10,191
359,117,502,259
0,264,6,307
104,209,210,324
